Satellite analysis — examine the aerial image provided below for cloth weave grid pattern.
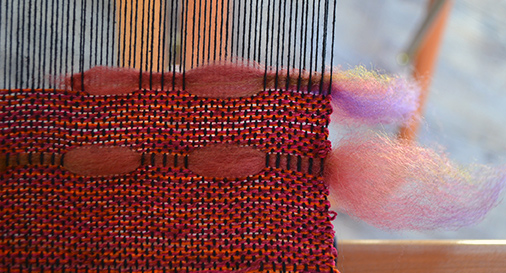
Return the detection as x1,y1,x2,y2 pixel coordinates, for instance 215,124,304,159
0,87,337,272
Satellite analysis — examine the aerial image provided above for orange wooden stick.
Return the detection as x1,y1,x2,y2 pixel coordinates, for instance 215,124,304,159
399,0,453,140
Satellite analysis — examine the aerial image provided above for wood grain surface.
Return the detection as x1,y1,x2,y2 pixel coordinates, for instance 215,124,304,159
337,240,506,273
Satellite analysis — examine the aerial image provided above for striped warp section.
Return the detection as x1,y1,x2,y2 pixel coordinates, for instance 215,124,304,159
0,87,337,272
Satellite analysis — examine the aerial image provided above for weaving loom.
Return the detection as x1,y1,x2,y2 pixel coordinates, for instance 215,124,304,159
2,1,505,272
1,1,340,272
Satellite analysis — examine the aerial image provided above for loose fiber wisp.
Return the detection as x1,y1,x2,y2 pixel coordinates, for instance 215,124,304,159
330,66,420,125
325,132,506,230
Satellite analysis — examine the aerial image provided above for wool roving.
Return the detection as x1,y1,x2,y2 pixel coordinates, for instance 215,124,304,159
64,62,419,125
325,132,506,230
64,65,182,95
330,66,420,125
63,146,142,176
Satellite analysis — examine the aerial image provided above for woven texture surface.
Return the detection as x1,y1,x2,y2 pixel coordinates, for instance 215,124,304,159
0,87,337,272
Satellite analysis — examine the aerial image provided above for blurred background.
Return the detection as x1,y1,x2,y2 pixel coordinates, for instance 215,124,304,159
330,0,506,240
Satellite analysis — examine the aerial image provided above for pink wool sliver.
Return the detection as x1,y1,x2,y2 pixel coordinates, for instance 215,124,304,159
63,66,181,95
330,67,420,125
61,63,419,126
325,133,506,230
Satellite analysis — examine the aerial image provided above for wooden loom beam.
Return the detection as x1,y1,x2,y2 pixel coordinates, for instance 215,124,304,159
116,0,229,71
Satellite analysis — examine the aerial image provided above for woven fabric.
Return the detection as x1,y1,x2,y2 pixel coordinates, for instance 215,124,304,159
1,86,337,272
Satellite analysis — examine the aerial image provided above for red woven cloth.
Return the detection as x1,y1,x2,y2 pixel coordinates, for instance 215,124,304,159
1,82,337,271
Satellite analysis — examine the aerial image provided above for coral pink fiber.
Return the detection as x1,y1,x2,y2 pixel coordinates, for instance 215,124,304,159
325,133,506,230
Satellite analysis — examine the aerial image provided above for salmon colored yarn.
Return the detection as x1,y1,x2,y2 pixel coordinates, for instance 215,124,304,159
325,132,506,230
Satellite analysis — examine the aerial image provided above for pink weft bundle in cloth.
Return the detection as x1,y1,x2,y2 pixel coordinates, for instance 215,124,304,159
1,63,506,272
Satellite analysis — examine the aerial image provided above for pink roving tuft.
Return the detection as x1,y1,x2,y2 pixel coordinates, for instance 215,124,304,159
268,68,327,92
64,145,141,176
330,67,420,125
184,62,266,98
325,133,506,230
188,144,265,179
62,63,420,128
64,66,181,95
